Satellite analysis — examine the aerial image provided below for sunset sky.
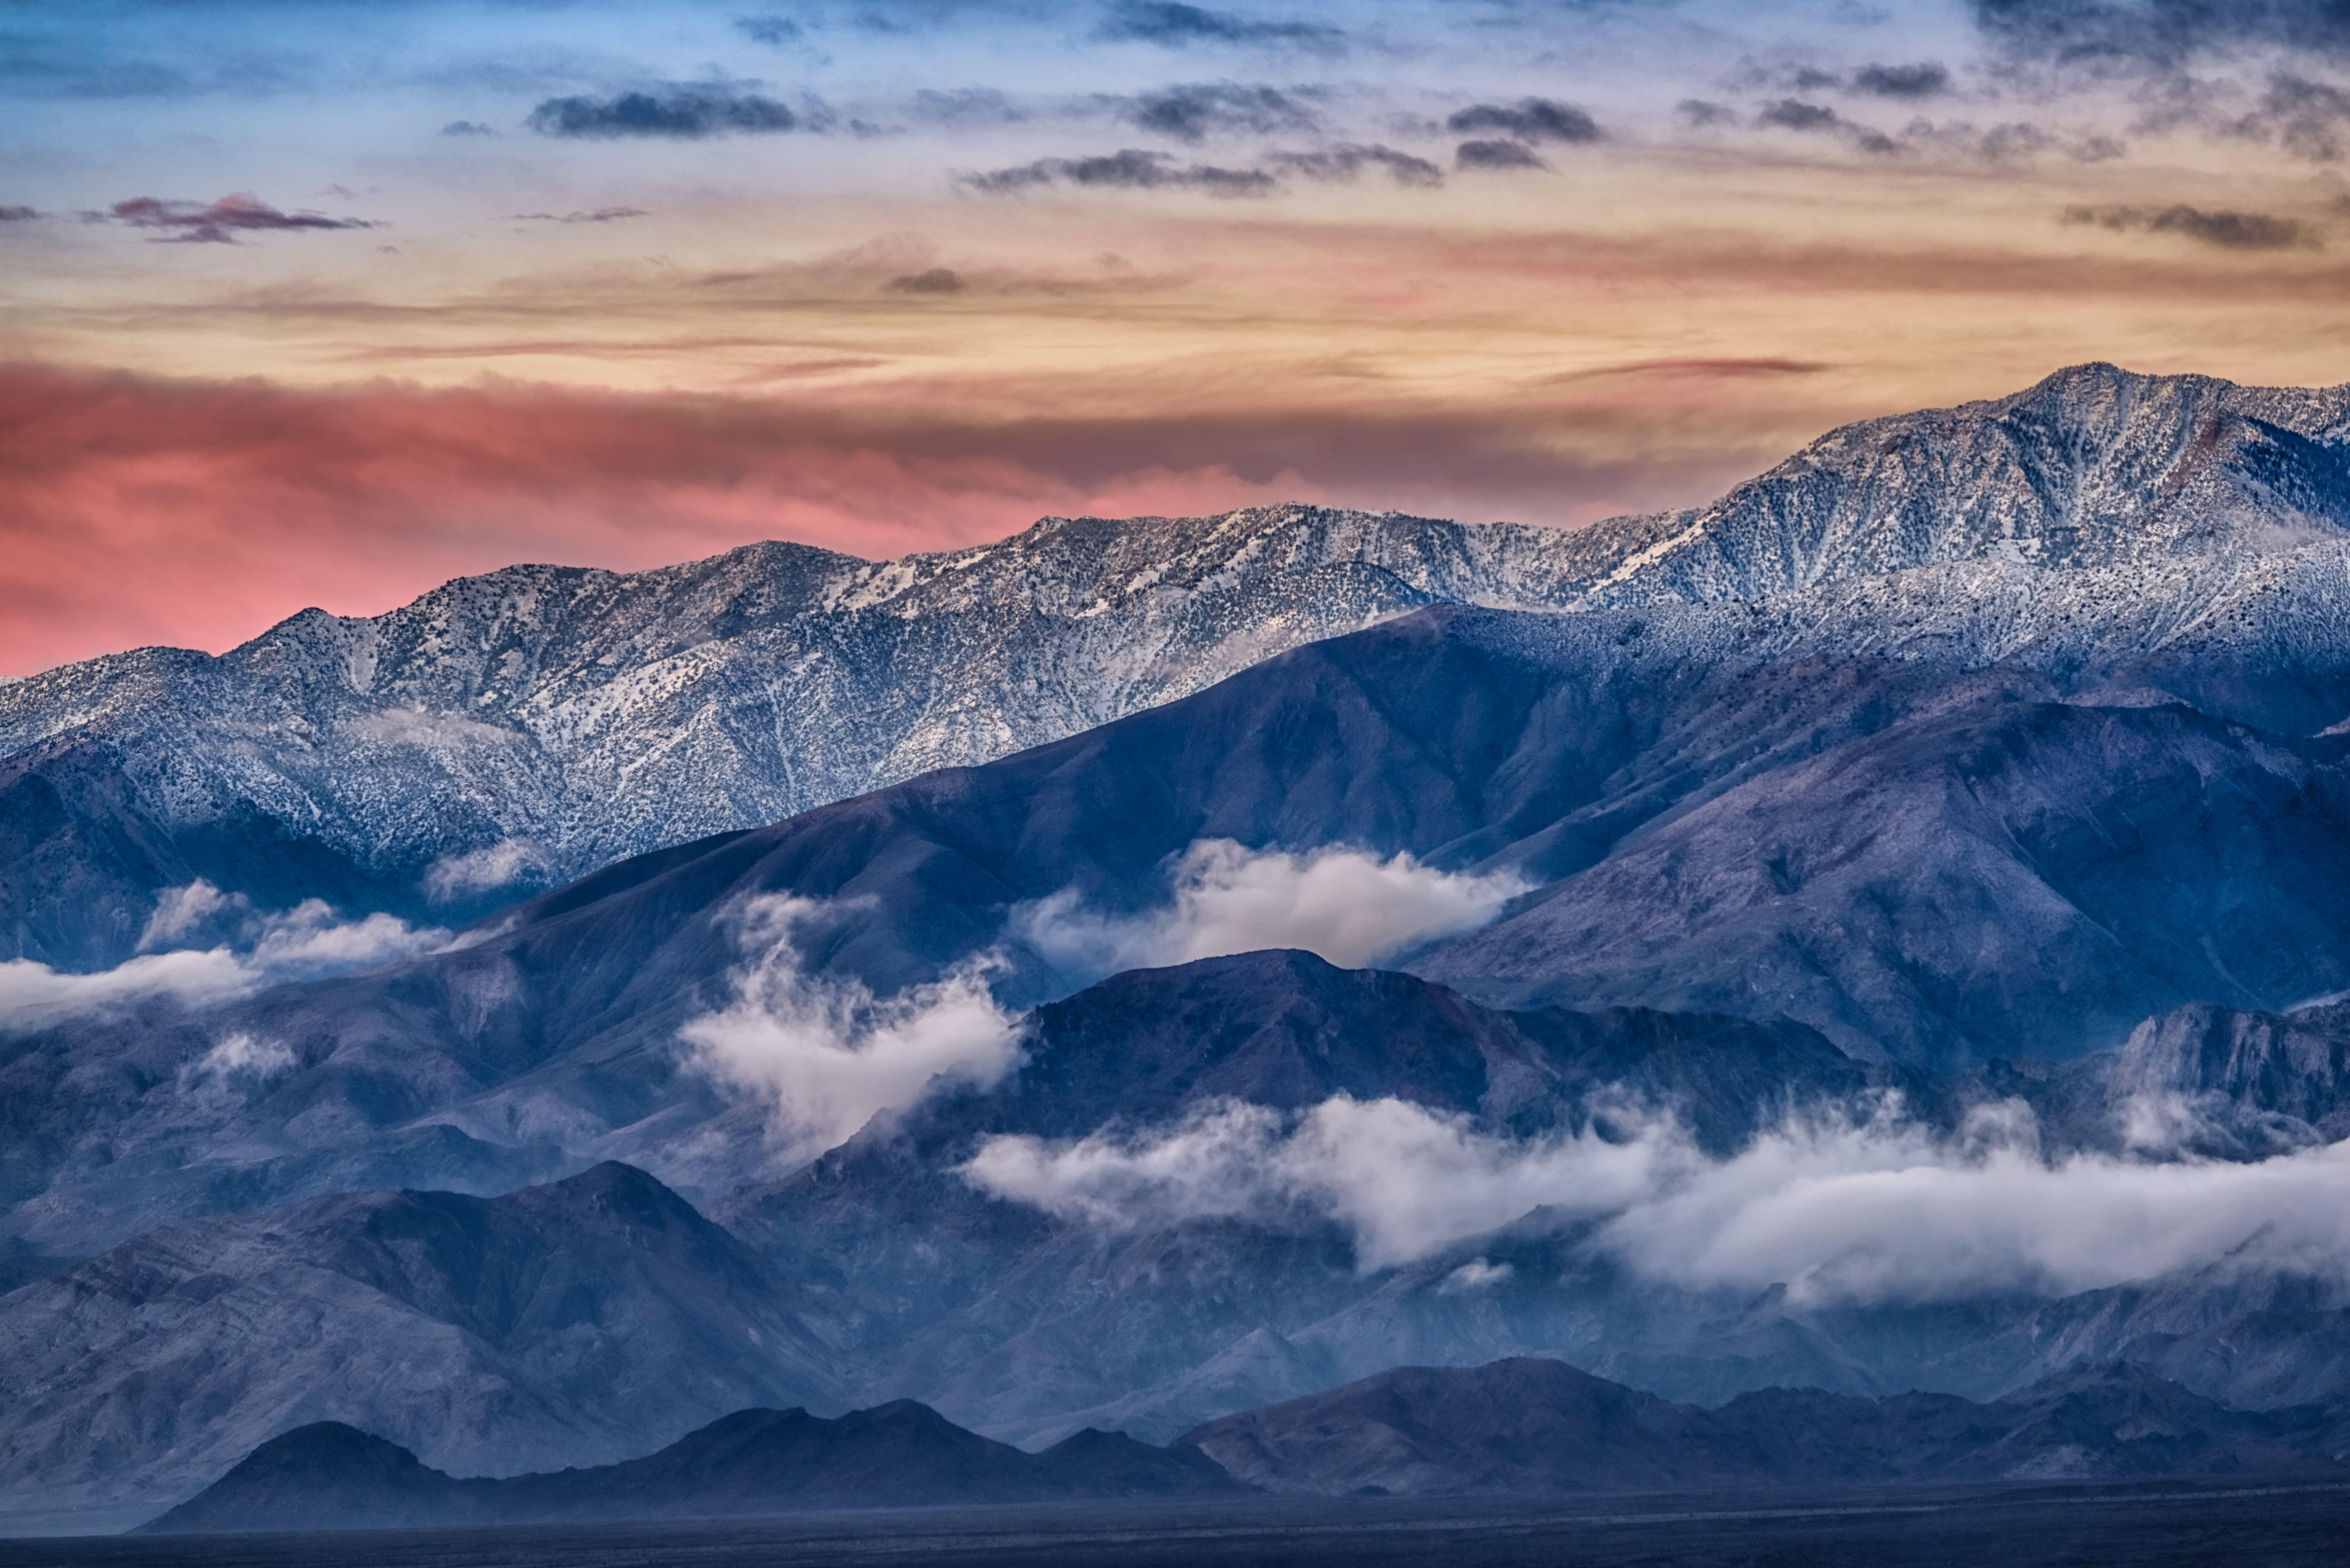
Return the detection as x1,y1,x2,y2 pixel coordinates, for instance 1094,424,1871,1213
5,0,2350,675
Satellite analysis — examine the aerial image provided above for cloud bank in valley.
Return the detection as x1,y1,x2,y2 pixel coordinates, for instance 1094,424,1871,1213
965,1093,2350,1302
1012,840,1530,982
683,894,1026,1162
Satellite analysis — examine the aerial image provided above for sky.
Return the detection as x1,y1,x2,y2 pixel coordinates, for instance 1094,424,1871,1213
4,0,2350,675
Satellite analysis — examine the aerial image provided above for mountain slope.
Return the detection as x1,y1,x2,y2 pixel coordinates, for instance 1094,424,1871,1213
0,1163,841,1528
6,364,2345,970
13,545,2350,1255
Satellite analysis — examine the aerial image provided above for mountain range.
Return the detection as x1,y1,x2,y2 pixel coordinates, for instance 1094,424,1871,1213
6,362,2344,971
8,362,2350,1531
141,1352,2349,1534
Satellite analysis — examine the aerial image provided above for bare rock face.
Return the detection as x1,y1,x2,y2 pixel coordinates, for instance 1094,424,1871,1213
6,364,2345,970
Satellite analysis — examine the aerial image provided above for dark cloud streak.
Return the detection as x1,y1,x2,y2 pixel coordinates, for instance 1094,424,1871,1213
1444,98,1600,144
964,148,1275,196
1096,2,1343,52
887,267,963,293
1454,139,1547,171
1851,61,1952,98
94,194,374,245
1265,143,1442,187
1756,99,1899,154
527,85,802,139
2231,73,2350,160
1973,0,2350,68
2063,202,2320,248
1121,82,1320,143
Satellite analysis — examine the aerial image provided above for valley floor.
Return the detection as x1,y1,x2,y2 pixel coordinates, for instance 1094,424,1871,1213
7,1480,2350,1568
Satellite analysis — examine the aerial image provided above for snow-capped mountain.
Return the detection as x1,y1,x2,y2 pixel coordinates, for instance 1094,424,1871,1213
4,362,2345,968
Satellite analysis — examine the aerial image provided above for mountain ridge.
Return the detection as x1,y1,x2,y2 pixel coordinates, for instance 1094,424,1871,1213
7,363,2346,970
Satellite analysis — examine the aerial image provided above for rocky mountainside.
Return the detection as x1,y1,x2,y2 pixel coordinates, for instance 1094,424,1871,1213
0,1163,843,1531
10,363,2350,1530
11,541,2350,1259
5,363,2345,970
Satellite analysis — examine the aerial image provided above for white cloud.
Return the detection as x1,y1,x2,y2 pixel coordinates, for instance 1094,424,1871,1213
138,880,240,951
422,840,546,902
1,885,452,1034
1439,1258,1515,1292
247,900,448,972
179,1030,300,1087
1011,839,1528,981
0,948,261,1030
682,894,1026,1165
963,1094,1668,1271
964,1093,2350,1304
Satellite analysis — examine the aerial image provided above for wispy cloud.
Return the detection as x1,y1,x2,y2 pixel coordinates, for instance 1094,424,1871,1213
508,207,651,223
969,1092,2350,1300
1118,81,1321,143
1011,840,1528,986
421,840,548,901
683,894,1025,1164
0,881,450,1034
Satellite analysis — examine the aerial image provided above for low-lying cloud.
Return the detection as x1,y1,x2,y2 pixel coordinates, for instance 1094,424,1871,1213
1,881,450,1033
682,894,1025,1163
966,1095,1666,1270
1011,839,1529,983
0,949,260,1032
422,840,547,902
967,1092,2350,1303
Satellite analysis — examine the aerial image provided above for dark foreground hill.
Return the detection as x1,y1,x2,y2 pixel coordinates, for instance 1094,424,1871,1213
140,1355,2350,1535
1183,1358,2350,1495
140,1403,1243,1534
